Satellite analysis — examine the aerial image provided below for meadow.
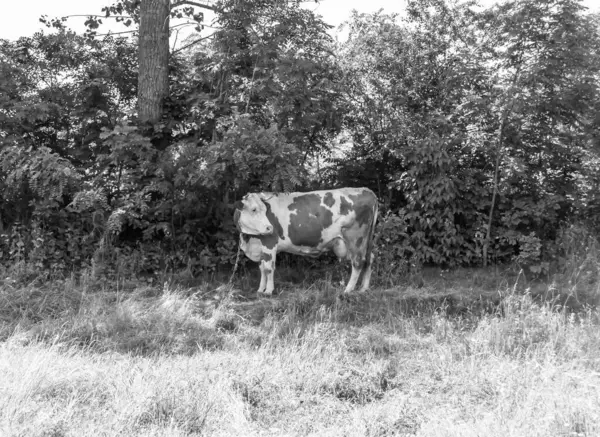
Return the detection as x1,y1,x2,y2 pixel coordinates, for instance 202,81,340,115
1,256,600,437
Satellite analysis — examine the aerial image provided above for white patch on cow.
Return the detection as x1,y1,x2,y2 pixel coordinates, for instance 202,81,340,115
332,237,348,259
240,235,262,262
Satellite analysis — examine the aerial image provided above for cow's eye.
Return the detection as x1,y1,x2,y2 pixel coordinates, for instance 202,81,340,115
252,207,257,213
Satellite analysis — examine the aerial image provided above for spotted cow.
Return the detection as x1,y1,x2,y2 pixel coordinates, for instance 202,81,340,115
234,188,379,295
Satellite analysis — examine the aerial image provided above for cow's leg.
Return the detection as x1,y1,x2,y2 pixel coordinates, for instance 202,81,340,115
258,249,276,295
341,225,368,294
343,256,363,293
264,251,277,295
257,261,267,294
358,252,375,292
343,245,365,294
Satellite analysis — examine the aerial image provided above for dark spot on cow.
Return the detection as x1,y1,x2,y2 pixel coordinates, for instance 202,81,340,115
261,252,272,262
259,234,278,250
349,190,376,226
263,268,272,276
263,200,284,240
323,192,335,208
287,194,333,247
357,236,364,248
340,196,352,215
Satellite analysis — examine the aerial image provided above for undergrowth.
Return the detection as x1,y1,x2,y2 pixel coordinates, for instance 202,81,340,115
1,236,599,436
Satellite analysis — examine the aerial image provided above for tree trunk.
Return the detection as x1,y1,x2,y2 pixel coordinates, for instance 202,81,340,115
482,67,521,266
482,117,505,267
138,0,170,125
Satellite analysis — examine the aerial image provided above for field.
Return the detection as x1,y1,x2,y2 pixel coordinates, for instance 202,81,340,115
1,265,600,437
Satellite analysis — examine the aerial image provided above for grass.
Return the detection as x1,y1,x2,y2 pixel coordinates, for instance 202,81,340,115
1,256,600,436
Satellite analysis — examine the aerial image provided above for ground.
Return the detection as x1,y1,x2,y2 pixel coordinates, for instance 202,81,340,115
0,265,599,436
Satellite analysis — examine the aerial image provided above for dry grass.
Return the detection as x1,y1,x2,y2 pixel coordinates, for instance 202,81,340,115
1,258,600,436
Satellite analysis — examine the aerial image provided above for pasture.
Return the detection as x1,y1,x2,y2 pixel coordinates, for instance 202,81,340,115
1,263,599,437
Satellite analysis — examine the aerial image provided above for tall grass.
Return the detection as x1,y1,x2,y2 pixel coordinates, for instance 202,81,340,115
1,229,600,436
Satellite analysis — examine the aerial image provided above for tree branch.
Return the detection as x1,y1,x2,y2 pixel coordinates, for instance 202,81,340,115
172,27,180,51
170,22,197,28
95,30,138,37
62,14,133,19
171,33,216,54
171,1,216,12
169,20,222,30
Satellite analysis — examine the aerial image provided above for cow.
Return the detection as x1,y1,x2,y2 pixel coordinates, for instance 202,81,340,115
233,187,379,295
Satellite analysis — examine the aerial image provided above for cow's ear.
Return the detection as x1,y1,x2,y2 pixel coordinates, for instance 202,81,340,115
260,193,274,201
233,210,242,232
233,200,243,210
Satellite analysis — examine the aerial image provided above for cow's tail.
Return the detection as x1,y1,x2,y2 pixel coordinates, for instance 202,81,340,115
364,197,379,268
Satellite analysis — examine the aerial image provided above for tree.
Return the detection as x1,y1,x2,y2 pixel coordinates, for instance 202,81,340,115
138,0,171,126
337,3,490,267
43,0,216,132
336,0,600,270
0,31,140,270
476,0,600,267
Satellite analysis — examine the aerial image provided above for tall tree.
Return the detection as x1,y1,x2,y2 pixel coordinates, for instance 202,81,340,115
138,0,171,125
477,0,600,265
337,0,600,269
44,0,216,135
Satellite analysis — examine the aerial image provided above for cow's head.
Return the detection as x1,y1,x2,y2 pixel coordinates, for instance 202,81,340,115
234,193,274,235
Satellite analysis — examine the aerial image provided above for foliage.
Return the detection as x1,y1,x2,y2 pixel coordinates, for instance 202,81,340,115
0,31,137,272
1,0,600,279
333,0,600,269
198,113,305,193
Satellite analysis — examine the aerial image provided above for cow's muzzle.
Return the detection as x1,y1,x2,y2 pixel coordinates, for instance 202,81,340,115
249,225,273,235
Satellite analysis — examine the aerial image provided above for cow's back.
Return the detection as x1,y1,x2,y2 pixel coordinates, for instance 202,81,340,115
265,188,377,255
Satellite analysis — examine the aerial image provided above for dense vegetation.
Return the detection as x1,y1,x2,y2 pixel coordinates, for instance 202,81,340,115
1,0,599,282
